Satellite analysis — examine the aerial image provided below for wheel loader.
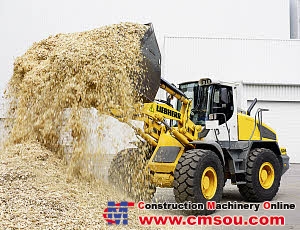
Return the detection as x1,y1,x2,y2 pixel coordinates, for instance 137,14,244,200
108,23,290,215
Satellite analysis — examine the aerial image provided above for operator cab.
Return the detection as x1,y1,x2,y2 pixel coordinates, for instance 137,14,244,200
177,78,234,126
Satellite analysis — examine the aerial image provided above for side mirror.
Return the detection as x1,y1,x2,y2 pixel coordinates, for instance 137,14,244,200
205,120,219,129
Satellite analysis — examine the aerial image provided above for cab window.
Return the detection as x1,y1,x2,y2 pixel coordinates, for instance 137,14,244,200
211,86,234,125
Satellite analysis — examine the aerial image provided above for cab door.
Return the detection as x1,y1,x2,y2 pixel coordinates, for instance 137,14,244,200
205,85,238,143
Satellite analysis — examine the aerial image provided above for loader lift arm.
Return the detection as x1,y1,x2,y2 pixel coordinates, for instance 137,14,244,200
116,78,202,149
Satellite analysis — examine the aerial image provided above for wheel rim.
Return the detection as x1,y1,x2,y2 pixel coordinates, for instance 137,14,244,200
259,162,275,189
201,166,217,199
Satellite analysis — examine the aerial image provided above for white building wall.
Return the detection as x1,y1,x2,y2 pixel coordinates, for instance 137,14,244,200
163,37,300,84
244,83,300,102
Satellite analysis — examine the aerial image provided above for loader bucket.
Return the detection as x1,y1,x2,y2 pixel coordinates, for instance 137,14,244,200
137,23,161,102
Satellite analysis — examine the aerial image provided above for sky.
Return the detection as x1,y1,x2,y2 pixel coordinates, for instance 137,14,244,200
0,0,291,96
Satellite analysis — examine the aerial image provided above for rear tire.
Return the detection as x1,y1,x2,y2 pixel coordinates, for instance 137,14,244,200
173,149,224,215
238,148,281,201
108,148,156,201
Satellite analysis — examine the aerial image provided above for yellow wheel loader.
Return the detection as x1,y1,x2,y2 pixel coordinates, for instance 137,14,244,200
108,24,290,215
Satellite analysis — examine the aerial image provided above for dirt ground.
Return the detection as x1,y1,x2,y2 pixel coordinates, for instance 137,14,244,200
0,144,159,229
1,147,298,229
95,154,299,229
153,163,300,230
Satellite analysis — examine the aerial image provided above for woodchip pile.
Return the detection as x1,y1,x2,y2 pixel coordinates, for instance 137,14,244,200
0,141,158,229
1,23,161,229
6,22,148,153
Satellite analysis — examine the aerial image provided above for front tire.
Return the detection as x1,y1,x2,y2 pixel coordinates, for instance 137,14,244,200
173,149,224,215
238,148,281,201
